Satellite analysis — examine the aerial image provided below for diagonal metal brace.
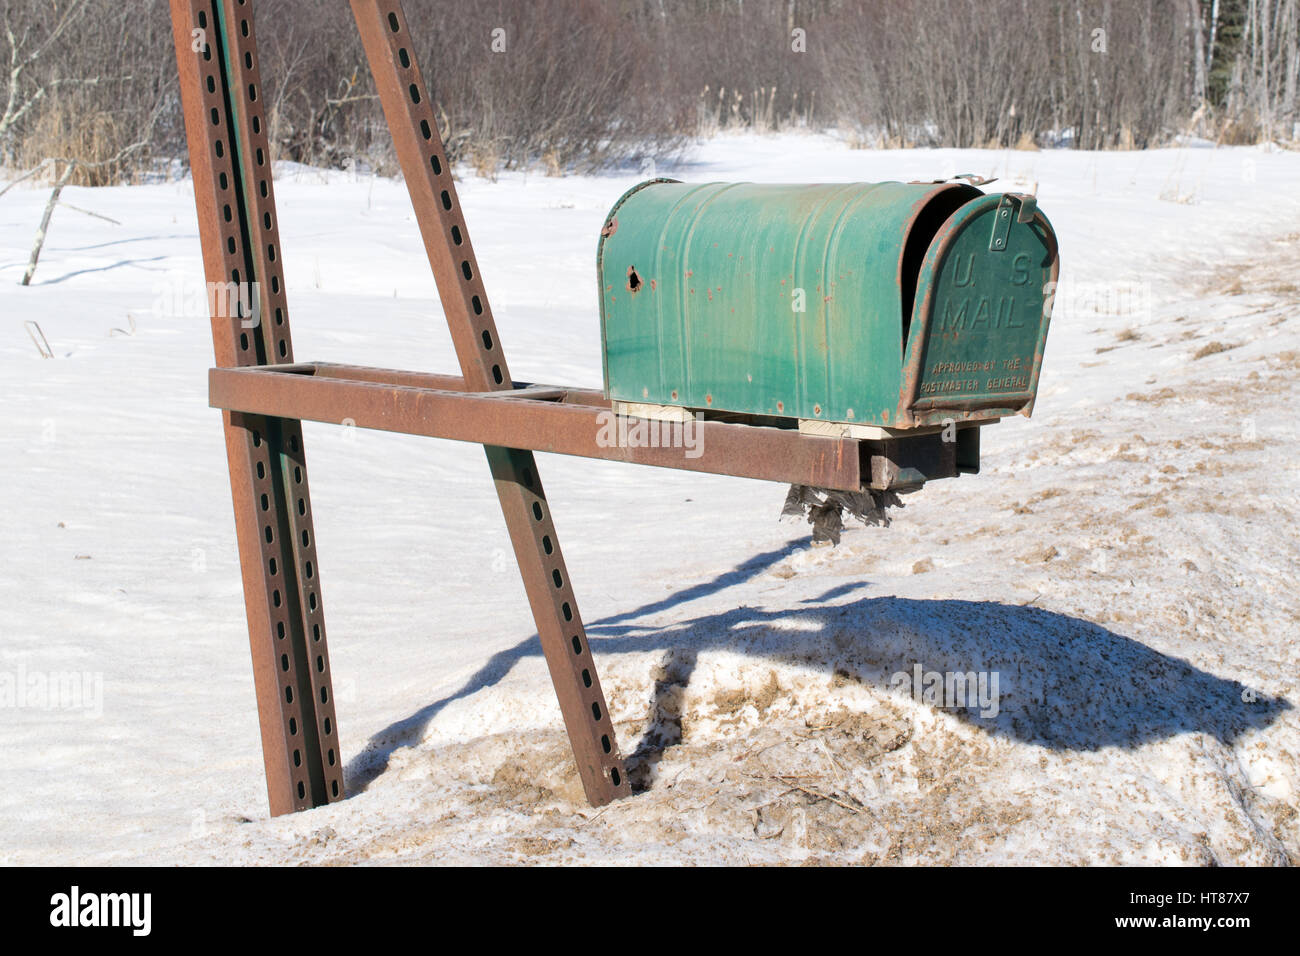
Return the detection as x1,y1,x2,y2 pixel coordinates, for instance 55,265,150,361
350,0,628,805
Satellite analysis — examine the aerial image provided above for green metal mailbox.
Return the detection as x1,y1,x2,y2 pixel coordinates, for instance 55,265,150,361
597,179,1058,486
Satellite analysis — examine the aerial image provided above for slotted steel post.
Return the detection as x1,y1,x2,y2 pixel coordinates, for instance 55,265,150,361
170,0,343,815
350,0,628,805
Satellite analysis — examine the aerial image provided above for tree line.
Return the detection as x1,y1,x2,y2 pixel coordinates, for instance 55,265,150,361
1,0,1296,186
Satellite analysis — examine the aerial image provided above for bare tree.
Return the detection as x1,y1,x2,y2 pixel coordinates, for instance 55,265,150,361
0,0,89,157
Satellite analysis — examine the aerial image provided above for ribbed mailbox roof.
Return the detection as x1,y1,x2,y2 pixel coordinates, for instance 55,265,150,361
598,179,1056,428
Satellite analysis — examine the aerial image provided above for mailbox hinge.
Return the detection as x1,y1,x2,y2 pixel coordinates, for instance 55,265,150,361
989,193,1037,251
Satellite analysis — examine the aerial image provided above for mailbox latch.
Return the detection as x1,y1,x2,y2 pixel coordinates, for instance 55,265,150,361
989,193,1038,251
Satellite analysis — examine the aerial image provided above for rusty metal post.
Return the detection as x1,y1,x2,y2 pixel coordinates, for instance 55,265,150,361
170,0,343,814
349,0,628,805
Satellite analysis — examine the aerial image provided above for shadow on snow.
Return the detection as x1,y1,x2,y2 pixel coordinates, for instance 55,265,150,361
342,538,1289,796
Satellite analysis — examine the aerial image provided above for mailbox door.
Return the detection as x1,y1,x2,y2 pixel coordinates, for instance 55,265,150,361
898,193,1059,427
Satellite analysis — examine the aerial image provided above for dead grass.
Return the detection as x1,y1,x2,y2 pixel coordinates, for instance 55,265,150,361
17,99,138,187
1127,387,1177,403
1013,130,1039,151
1192,341,1241,360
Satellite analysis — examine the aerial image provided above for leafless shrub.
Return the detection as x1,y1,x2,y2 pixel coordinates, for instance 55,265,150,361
2,0,178,183
403,0,689,171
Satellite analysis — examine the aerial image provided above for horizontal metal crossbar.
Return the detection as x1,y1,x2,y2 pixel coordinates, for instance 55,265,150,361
209,363,863,492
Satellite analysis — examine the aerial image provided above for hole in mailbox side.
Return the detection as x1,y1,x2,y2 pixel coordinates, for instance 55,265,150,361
898,184,981,348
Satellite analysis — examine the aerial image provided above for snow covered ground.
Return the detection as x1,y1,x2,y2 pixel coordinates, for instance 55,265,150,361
2,133,1298,865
